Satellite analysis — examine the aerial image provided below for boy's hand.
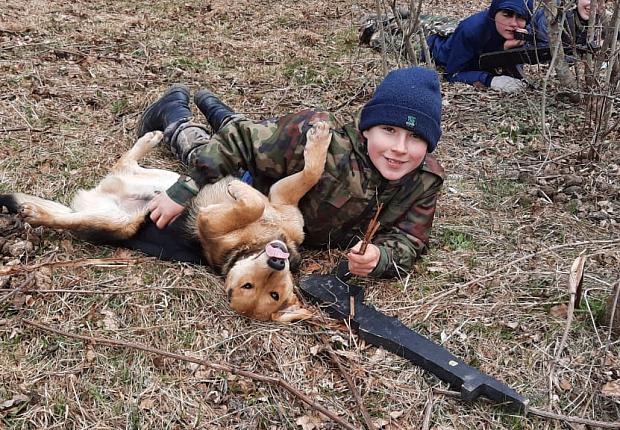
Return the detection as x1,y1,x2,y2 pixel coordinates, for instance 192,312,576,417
347,241,381,276
504,39,524,50
147,192,185,229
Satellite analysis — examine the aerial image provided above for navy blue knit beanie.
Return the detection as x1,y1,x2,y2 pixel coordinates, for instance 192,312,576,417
359,67,442,153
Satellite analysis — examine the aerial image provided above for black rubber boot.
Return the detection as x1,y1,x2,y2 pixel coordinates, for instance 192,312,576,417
136,85,192,138
194,89,237,133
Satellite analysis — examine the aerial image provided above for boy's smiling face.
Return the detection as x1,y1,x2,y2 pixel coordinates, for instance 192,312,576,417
363,125,428,181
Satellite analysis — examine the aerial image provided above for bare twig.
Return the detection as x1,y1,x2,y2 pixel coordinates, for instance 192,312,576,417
356,203,384,255
458,239,620,290
606,281,620,341
23,319,358,430
0,256,150,276
0,273,35,305
548,253,586,414
322,337,376,430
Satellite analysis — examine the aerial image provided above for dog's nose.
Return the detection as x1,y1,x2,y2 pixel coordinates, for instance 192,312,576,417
268,256,286,271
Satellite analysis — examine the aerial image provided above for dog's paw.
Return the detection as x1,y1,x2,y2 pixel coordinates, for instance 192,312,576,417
304,121,331,167
136,131,164,149
307,121,331,143
19,203,50,226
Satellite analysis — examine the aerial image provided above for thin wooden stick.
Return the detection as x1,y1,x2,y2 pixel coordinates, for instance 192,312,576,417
356,203,384,255
458,239,620,290
23,319,358,430
548,253,586,415
0,256,149,276
0,273,35,305
322,338,376,430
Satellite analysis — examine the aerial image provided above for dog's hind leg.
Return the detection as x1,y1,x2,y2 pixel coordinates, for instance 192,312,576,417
2,193,146,241
112,131,163,174
1,193,73,216
269,121,331,206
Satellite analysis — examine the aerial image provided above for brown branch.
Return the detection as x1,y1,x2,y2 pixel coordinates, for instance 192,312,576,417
0,273,35,305
458,239,620,290
432,388,620,428
548,253,586,413
0,256,150,276
320,334,376,430
1,126,48,133
0,286,211,295
23,319,358,430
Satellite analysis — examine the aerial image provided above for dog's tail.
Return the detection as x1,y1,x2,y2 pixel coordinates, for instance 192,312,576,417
0,194,21,213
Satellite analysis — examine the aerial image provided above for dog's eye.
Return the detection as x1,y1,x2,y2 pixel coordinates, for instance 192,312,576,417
241,283,253,289
270,292,279,301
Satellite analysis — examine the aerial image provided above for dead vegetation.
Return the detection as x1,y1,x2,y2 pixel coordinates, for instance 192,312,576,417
0,0,618,429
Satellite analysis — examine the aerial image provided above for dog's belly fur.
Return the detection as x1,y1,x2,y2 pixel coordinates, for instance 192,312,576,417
191,177,305,269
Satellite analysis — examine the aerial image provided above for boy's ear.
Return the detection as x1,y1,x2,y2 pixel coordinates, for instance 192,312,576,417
362,129,368,139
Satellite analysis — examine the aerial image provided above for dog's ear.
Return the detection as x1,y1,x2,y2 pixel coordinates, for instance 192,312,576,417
271,298,314,323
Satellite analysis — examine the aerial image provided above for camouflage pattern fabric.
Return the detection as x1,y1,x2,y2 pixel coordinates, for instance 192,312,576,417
166,110,444,279
359,10,461,57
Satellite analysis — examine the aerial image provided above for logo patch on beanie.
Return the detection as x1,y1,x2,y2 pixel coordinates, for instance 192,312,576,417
406,115,417,128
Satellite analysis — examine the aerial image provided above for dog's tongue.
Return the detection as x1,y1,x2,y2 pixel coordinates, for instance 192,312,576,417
265,243,290,259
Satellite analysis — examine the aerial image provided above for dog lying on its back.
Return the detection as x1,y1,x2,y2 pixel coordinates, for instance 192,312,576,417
0,122,333,322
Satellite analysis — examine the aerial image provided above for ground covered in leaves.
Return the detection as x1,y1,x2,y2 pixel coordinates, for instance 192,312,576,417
1,0,619,429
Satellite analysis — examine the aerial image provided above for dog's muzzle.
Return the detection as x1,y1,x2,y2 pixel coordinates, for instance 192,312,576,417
265,240,289,271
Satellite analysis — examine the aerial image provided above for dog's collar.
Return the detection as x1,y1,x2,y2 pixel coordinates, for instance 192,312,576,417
219,246,261,275
219,235,290,274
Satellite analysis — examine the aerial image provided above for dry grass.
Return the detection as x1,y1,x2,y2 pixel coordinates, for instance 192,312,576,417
1,0,619,429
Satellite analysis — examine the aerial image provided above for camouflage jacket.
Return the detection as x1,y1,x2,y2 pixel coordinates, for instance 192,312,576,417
167,109,445,278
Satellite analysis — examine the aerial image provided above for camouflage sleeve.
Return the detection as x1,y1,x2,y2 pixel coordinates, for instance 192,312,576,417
369,181,442,278
181,109,332,193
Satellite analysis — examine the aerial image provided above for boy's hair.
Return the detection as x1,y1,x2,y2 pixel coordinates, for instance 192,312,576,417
359,67,442,153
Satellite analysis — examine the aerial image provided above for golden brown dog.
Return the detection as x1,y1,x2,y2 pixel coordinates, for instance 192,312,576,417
0,122,333,322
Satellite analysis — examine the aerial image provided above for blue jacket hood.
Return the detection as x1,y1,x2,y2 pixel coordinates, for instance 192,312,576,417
489,0,534,23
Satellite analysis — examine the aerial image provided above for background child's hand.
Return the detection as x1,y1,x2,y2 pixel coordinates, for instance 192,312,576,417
503,39,524,50
490,76,527,93
147,192,185,229
347,241,380,276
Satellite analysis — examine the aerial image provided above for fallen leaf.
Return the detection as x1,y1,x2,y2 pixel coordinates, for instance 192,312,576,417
139,398,155,410
602,380,620,397
389,410,404,419
302,262,322,273
0,394,30,411
373,417,389,428
24,295,35,307
295,415,316,430
550,304,568,318
60,239,74,253
85,346,96,363
559,379,572,391
34,267,52,289
100,309,119,330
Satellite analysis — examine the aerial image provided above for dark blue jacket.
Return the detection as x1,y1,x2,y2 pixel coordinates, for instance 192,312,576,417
529,7,588,48
428,0,534,86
